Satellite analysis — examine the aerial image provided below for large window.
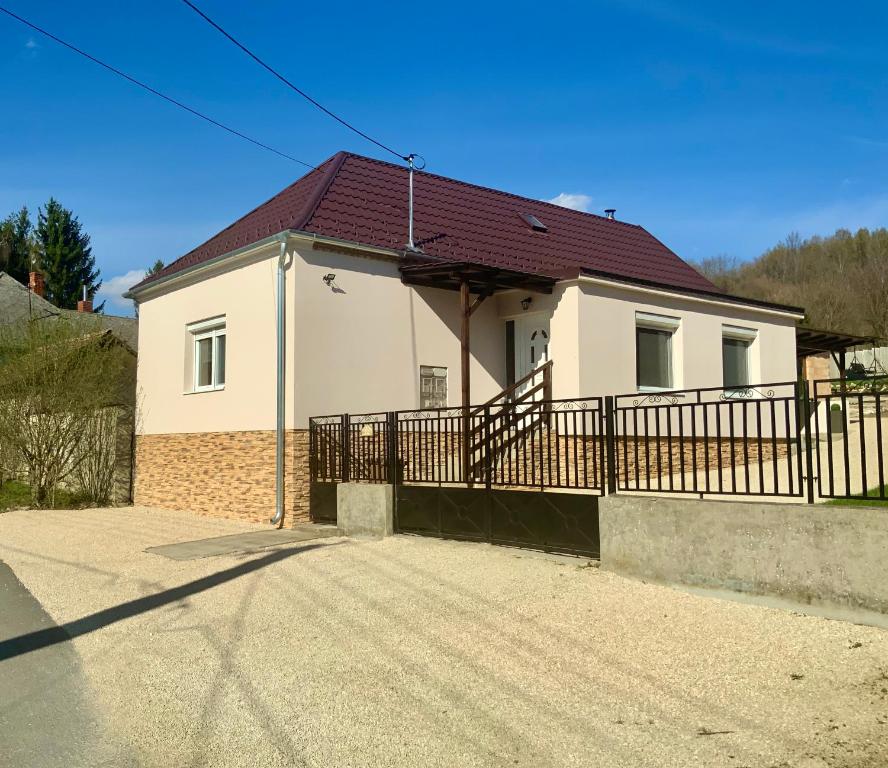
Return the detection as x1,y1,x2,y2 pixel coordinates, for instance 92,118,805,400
636,313,679,390
722,326,756,388
420,365,447,408
189,317,226,392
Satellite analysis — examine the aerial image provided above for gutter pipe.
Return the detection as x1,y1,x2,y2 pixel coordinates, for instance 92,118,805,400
271,239,287,527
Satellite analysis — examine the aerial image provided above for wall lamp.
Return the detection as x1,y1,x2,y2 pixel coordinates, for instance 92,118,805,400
520,296,533,311
322,273,336,286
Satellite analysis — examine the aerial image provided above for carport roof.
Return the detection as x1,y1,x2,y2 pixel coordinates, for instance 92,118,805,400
796,327,881,357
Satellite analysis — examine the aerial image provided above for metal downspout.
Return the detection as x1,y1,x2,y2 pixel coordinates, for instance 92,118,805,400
271,240,287,527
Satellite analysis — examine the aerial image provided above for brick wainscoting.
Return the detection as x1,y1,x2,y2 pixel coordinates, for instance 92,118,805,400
134,430,310,526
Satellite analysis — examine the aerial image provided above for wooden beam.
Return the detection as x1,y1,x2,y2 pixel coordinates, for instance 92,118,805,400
460,280,471,484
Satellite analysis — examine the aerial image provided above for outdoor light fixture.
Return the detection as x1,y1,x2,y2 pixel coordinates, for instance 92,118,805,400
322,273,336,286
521,296,533,311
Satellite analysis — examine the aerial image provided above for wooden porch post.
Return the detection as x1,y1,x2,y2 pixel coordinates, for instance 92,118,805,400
461,280,471,482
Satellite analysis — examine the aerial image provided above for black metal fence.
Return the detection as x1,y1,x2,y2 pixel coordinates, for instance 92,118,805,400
612,381,804,497
809,377,887,500
310,376,888,503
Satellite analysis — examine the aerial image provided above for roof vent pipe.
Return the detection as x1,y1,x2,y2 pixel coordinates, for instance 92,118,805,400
405,153,425,251
604,209,616,220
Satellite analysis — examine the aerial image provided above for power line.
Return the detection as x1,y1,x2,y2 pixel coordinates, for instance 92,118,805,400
179,0,409,163
0,5,316,169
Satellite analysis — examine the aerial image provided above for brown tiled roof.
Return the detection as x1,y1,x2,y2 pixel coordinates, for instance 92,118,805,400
133,151,718,294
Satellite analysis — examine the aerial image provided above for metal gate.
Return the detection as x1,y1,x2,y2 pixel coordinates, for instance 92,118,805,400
396,485,599,557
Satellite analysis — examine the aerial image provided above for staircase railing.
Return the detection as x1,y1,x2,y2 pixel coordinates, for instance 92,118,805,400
468,361,553,480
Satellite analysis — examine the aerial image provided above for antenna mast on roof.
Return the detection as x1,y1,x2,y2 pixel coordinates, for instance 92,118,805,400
405,153,425,252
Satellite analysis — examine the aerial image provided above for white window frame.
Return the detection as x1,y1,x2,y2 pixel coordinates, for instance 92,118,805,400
188,317,226,393
722,324,757,393
636,312,680,393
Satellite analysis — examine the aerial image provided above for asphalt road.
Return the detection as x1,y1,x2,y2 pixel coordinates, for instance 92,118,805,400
0,560,134,767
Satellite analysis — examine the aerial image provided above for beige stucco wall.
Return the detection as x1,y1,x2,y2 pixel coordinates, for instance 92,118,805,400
136,238,507,435
496,285,581,401
576,279,799,397
135,236,800,437
136,244,294,435
291,245,504,425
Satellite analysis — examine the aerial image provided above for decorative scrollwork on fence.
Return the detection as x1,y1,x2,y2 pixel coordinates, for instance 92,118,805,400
309,415,344,427
546,399,598,412
397,408,465,421
718,387,775,401
349,413,388,425
632,393,680,407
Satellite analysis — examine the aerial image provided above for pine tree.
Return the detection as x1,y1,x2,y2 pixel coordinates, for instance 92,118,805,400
35,198,102,311
0,206,35,285
145,259,165,277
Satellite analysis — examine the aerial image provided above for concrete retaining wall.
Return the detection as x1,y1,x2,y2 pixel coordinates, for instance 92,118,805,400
337,483,393,538
599,495,888,616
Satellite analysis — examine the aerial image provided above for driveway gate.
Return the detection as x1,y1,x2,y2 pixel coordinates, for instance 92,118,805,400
309,400,605,557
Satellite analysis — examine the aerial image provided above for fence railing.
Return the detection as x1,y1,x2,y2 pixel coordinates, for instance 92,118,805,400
310,377,888,503
612,381,804,498
395,397,604,491
809,377,887,500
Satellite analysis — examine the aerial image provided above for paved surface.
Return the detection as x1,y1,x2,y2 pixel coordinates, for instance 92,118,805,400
0,562,134,767
1,506,887,767
146,525,339,560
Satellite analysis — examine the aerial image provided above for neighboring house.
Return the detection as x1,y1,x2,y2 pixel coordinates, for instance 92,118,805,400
0,270,138,351
0,270,138,502
127,151,804,525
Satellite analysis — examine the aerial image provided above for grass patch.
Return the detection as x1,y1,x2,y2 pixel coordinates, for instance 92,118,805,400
826,486,888,507
0,480,32,511
0,480,93,511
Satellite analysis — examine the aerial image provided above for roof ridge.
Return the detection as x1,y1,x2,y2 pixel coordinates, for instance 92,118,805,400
338,151,644,230
293,151,349,230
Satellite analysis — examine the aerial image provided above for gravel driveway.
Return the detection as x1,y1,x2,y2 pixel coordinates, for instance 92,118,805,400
1,506,887,767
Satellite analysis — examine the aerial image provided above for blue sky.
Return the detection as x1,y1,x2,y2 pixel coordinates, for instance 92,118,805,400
1,1,887,315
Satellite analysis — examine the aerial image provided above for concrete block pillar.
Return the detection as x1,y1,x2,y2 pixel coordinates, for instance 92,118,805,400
337,483,394,538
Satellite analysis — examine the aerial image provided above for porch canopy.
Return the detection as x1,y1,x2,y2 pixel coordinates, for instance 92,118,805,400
399,260,555,473
399,260,555,295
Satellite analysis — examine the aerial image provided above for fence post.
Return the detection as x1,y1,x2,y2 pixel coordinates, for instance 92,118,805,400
386,411,398,486
341,413,350,483
604,396,617,495
483,405,492,490
799,382,815,503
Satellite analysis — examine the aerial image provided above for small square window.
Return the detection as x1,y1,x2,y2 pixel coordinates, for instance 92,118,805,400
419,365,447,408
189,318,226,392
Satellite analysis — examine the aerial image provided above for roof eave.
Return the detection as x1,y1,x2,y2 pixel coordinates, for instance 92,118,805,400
572,267,806,318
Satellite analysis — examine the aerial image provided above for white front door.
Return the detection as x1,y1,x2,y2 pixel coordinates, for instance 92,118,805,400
514,315,551,398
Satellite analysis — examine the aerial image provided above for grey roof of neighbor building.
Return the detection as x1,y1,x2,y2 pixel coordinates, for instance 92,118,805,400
0,272,138,351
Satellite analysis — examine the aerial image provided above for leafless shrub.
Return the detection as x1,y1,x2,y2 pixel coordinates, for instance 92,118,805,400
0,317,132,506
72,407,119,506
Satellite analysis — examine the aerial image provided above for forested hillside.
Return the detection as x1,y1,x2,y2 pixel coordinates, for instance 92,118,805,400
693,228,888,338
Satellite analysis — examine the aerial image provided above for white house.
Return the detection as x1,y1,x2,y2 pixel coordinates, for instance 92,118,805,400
127,151,803,525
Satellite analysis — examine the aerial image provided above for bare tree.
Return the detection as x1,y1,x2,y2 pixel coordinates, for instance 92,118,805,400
0,317,130,506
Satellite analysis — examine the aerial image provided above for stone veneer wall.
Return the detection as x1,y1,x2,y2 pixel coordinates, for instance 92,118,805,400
134,430,310,526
